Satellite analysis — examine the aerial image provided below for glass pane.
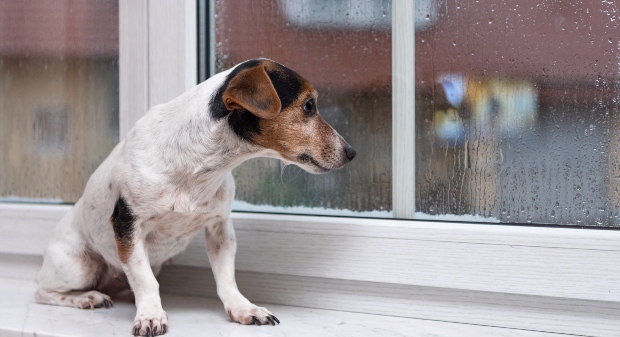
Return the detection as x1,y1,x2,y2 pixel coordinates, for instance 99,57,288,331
0,0,119,203
214,0,391,216
416,1,620,226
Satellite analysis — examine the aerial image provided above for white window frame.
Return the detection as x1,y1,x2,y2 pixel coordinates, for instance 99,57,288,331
1,1,619,335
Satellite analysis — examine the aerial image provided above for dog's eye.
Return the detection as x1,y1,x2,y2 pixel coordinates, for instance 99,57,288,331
303,99,315,116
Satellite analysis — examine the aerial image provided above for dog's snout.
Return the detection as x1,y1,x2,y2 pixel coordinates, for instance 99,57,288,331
344,146,356,161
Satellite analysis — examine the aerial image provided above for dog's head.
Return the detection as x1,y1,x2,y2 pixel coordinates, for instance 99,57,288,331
211,59,356,174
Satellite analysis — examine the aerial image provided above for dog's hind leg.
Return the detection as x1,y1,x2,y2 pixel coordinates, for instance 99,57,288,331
35,289,113,309
35,207,113,309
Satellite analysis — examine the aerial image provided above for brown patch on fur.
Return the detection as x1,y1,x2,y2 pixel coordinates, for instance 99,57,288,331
227,309,235,321
112,229,133,265
223,65,281,119
114,238,133,264
250,61,355,172
111,197,135,265
109,220,133,264
252,92,343,170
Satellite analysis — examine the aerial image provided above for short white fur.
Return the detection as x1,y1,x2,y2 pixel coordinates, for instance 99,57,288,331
35,59,354,336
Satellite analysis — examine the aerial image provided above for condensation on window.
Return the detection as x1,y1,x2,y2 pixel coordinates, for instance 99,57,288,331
416,1,620,226
0,0,119,203
215,0,392,216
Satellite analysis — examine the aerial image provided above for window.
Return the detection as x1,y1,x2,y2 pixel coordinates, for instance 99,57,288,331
416,1,620,227
209,0,620,229
210,0,392,217
0,0,119,204
1,1,618,335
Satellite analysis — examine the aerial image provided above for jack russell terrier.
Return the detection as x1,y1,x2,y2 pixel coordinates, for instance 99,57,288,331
35,59,356,336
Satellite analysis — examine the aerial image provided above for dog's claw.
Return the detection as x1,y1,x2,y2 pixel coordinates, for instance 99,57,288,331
266,316,276,326
271,315,280,324
133,326,140,336
251,316,261,326
162,324,168,334
152,326,158,336
146,326,151,337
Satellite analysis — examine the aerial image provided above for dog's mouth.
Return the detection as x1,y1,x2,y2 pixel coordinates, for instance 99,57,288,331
297,153,331,173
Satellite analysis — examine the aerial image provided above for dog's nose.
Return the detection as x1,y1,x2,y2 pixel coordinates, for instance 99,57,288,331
344,146,356,161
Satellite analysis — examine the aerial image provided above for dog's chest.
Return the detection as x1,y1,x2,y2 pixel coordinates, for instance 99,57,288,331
143,210,223,264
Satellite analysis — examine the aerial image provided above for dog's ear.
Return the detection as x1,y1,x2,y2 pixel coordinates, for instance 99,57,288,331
222,65,281,119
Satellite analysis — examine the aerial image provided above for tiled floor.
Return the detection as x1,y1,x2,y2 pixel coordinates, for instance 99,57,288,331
0,278,564,337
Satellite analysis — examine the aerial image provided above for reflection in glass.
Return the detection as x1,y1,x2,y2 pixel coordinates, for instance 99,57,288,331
215,0,391,216
416,1,620,226
0,1,119,203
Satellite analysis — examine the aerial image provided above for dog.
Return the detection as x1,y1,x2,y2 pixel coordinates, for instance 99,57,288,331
35,58,356,336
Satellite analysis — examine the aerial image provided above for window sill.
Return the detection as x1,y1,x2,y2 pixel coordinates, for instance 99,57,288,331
1,203,619,336
0,276,571,337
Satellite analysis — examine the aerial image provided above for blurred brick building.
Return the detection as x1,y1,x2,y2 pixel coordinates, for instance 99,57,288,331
0,0,119,202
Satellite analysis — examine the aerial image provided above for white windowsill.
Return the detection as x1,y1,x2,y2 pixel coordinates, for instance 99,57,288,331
1,203,619,336
0,277,568,337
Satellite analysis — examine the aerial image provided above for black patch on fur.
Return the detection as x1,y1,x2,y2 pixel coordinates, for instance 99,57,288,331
210,59,305,142
111,197,134,244
228,109,262,142
265,67,304,111
210,60,263,142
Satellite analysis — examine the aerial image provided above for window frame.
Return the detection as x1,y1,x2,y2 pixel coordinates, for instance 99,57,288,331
0,0,618,334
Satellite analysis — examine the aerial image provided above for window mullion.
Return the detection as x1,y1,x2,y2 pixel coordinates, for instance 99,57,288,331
119,0,149,139
392,0,416,219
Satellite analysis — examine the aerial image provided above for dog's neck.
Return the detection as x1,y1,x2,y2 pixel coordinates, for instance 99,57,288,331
127,73,269,210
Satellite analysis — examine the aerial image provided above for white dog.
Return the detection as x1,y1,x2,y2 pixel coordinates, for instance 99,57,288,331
35,59,356,336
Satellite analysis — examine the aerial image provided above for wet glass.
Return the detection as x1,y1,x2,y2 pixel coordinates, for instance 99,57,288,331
0,1,119,203
416,1,620,226
215,0,392,216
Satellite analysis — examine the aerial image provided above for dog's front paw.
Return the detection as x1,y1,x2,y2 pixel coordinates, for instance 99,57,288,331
132,307,168,336
227,304,280,326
